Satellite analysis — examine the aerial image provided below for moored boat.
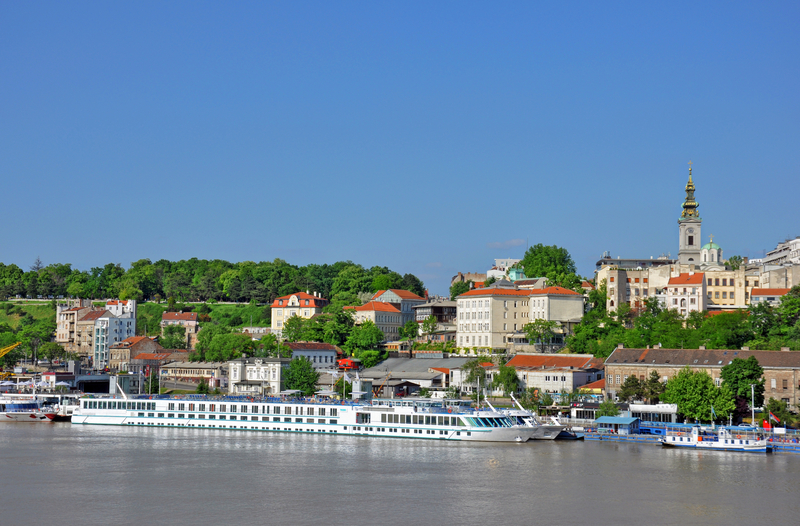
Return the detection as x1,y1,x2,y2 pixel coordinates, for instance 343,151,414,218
660,425,770,453
72,394,537,442
0,397,56,422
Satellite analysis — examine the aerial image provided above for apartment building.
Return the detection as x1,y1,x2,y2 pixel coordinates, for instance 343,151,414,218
344,301,402,341
270,291,328,339
370,289,426,324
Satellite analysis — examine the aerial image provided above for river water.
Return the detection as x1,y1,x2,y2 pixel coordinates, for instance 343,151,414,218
1,423,796,525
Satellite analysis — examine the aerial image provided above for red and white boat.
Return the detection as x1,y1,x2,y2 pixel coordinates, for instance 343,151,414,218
0,398,56,422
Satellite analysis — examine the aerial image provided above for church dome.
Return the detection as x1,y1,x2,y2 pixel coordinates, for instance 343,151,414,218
702,242,721,250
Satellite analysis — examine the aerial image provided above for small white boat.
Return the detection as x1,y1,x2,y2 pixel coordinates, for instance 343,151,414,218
660,425,770,453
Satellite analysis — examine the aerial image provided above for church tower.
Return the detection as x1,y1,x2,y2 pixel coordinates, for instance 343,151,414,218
678,161,702,265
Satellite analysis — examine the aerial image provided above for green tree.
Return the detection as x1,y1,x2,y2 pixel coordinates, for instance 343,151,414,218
519,243,581,290
462,356,490,396
661,367,735,422
399,319,419,340
353,349,384,368
450,281,471,300
617,375,643,402
523,319,558,352
196,377,209,394
720,355,765,417
418,387,431,397
644,370,665,403
284,357,320,396
38,342,66,368
160,325,187,350
483,276,497,287
491,364,520,396
143,372,159,394
597,399,620,417
421,315,438,339
726,255,743,270
281,316,307,342
343,320,384,354
444,385,461,399
518,387,541,411
334,376,352,398
205,333,257,362
764,398,793,426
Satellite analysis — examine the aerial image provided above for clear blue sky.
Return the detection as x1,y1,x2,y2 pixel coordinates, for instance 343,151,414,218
2,2,798,296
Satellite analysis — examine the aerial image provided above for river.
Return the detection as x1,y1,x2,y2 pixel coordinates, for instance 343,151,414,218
1,423,796,525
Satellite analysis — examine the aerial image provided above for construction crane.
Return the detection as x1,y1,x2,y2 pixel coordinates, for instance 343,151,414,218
0,342,22,361
373,371,392,398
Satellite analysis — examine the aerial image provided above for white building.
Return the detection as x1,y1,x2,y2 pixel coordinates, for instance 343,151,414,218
455,280,584,352
370,289,426,324
486,258,522,281
665,272,706,316
286,342,340,369
228,357,290,395
93,312,137,370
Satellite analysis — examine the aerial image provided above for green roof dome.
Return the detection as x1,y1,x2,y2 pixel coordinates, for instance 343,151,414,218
702,242,721,250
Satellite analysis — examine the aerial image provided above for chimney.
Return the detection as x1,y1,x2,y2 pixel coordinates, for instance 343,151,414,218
699,345,705,350
617,344,623,349
306,290,310,295
781,347,790,352
741,346,749,351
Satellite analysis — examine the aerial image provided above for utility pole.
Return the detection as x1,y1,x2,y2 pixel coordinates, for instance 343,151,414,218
750,384,756,426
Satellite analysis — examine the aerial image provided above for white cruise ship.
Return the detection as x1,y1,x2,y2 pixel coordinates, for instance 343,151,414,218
71,395,537,442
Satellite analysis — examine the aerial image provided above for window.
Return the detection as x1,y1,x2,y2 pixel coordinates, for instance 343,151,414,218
715,279,720,286
715,292,719,299
722,292,727,299
615,375,620,384
688,235,694,245
783,379,788,390
722,279,727,286
771,378,776,389
627,278,631,283
707,279,712,286
610,277,615,282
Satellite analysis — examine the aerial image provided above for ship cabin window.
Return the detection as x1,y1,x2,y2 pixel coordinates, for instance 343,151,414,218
319,408,326,416
330,408,338,417
178,403,185,411
219,405,226,412
230,405,237,413
168,403,175,410
199,404,205,411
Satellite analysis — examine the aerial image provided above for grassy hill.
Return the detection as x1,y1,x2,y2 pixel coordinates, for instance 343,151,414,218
137,301,271,336
0,302,56,330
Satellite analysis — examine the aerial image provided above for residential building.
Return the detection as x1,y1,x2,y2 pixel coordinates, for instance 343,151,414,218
75,310,108,360
104,299,137,319
270,291,328,339
455,280,584,352
761,236,800,266
484,353,604,396
665,272,706,316
370,289,426,324
486,258,522,281
750,288,791,307
344,301,403,341
285,342,340,369
129,352,174,376
55,299,93,353
93,311,137,370
604,346,800,407
227,357,290,395
160,361,228,387
161,312,199,349
450,271,488,287
108,336,164,372
412,298,457,323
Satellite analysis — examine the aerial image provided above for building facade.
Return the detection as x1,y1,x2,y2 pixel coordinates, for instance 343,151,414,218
345,301,403,341
108,336,164,372
161,312,199,349
455,281,584,351
270,291,329,339
370,289,426,324
604,346,800,407
228,357,290,395
665,272,706,316
750,288,791,307
286,342,340,369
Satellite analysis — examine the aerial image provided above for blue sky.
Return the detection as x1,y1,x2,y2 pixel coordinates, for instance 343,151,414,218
2,2,798,295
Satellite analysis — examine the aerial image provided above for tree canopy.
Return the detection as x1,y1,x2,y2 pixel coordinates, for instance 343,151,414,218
661,367,736,423
284,357,319,396
519,244,582,290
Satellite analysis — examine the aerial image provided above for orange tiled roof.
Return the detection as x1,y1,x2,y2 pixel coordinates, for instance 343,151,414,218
106,300,130,306
372,289,425,301
430,367,450,374
529,286,581,296
751,288,790,296
506,354,599,370
582,281,595,290
344,301,401,313
668,273,704,285
271,292,328,308
131,352,172,361
580,378,605,390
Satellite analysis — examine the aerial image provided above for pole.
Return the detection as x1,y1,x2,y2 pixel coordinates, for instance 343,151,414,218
750,384,755,426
